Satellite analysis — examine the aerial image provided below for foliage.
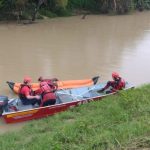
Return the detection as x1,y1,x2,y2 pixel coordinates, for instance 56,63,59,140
56,0,68,9
134,0,150,10
0,0,150,21
67,0,98,11
39,8,57,18
54,6,72,16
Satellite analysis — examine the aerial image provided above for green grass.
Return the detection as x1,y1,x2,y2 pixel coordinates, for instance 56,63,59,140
0,84,150,150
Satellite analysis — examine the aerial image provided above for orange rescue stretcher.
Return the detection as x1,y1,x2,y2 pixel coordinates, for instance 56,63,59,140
7,76,99,94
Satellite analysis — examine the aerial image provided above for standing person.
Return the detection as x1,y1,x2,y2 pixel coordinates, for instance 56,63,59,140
35,82,56,107
98,72,125,94
38,76,58,92
19,77,41,105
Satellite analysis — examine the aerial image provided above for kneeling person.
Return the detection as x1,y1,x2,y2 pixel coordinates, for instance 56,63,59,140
19,77,41,105
37,82,56,107
38,76,58,91
98,72,125,94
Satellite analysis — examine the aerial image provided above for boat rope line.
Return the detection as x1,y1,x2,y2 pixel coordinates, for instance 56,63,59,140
78,85,97,96
57,90,84,100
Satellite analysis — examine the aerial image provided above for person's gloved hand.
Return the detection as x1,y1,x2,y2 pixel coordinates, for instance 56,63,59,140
35,95,41,100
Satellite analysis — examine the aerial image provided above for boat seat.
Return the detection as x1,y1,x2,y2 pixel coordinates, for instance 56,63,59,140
16,99,34,111
18,104,33,111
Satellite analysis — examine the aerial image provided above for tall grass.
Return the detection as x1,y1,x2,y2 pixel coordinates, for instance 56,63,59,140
0,84,150,149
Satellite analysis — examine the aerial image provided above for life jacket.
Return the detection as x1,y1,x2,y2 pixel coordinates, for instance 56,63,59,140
40,82,54,99
19,84,33,100
104,77,125,93
42,80,58,91
40,82,56,107
111,78,125,91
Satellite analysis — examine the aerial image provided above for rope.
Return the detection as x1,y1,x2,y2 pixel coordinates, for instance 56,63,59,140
56,85,97,100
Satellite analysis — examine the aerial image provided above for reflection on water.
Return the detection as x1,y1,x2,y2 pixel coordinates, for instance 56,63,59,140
0,11,150,133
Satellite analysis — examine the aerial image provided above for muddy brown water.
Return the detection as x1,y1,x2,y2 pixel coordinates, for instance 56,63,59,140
0,11,150,133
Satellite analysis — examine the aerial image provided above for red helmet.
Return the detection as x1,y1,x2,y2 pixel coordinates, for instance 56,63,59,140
112,72,120,79
24,76,32,84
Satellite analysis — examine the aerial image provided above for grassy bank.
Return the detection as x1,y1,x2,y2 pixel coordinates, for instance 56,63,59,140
0,84,150,150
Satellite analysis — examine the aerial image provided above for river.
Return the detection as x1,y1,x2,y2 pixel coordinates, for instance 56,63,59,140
0,11,150,133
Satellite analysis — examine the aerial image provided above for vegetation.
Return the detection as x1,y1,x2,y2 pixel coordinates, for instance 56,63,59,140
0,0,150,21
0,84,150,149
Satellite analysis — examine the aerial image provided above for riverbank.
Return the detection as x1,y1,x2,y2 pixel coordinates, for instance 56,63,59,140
0,84,150,149
0,0,150,22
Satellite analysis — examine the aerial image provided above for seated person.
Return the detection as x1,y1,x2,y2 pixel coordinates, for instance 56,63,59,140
35,82,56,107
98,72,125,94
19,77,41,105
38,76,58,92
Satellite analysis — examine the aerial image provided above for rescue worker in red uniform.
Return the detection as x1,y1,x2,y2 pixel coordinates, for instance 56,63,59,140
38,76,58,92
35,81,56,107
19,77,41,105
98,72,125,94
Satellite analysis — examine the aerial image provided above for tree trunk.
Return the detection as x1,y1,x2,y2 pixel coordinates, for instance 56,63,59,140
32,0,47,21
113,0,117,11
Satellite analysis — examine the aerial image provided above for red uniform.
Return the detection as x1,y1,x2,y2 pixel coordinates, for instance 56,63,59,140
98,72,126,94
19,84,40,105
103,78,125,93
20,85,31,97
36,82,56,107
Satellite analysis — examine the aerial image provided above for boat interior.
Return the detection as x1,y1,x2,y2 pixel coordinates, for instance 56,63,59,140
3,82,132,114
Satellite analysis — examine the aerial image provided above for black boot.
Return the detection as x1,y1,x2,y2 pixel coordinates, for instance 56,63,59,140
97,88,105,93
